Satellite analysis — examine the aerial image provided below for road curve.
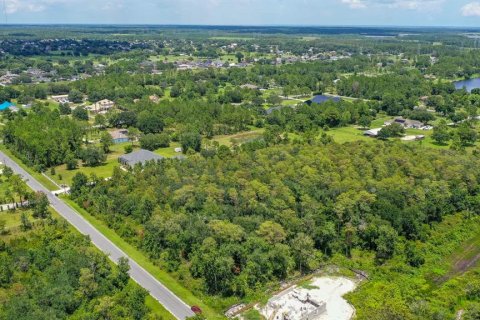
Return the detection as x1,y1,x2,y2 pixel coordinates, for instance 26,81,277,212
0,150,195,320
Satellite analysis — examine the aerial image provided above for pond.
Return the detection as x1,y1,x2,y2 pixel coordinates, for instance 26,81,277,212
454,78,480,92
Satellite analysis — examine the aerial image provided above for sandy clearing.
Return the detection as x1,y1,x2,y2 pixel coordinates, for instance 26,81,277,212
260,276,356,320
313,277,356,320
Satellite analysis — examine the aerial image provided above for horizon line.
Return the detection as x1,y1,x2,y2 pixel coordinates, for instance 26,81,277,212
0,23,479,29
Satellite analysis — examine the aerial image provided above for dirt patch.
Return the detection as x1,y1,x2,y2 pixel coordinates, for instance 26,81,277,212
259,277,356,320
436,236,480,284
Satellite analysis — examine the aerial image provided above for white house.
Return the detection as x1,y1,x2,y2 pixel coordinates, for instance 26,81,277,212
87,99,115,114
364,128,382,137
51,95,69,104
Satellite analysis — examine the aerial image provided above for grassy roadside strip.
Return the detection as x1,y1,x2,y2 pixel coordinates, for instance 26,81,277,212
55,211,177,320
62,197,222,320
145,296,176,320
0,145,59,191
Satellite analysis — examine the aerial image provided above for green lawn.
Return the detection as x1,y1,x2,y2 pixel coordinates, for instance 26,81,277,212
0,209,25,230
47,142,130,186
0,206,61,231
145,296,176,320
326,125,452,149
211,129,265,147
154,142,183,157
281,99,301,106
62,197,222,319
149,54,197,63
0,176,12,202
326,126,372,144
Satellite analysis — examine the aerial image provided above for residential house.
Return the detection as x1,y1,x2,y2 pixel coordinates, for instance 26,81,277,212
384,117,425,129
0,72,19,85
118,149,163,167
87,99,115,114
110,129,129,144
51,95,69,104
364,128,382,137
240,84,259,90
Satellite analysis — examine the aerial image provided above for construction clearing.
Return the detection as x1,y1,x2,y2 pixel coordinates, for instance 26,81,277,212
259,277,356,320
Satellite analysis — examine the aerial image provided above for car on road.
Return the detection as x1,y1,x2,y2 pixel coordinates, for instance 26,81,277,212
191,306,202,314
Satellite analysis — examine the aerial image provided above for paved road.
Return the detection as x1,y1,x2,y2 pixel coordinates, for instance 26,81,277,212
0,150,194,320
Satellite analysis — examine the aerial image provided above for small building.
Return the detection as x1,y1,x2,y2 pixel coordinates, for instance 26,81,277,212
51,95,69,104
401,135,426,141
364,128,382,137
118,149,163,167
384,117,424,129
149,95,160,103
174,147,183,153
240,84,259,90
305,95,341,106
110,129,129,144
0,101,15,111
87,99,115,114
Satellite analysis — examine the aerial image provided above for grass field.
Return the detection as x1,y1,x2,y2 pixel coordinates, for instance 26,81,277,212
0,176,12,202
154,142,183,157
211,128,265,147
326,126,372,144
47,142,130,186
0,209,28,230
324,116,453,149
281,99,301,106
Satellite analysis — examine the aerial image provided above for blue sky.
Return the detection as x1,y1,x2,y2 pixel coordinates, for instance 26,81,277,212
2,0,480,26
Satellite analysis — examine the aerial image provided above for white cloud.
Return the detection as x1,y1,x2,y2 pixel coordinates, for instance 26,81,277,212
4,0,126,14
4,0,68,14
341,0,367,9
462,2,480,16
340,0,444,11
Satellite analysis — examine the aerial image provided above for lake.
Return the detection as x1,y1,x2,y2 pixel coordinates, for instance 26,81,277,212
454,78,480,92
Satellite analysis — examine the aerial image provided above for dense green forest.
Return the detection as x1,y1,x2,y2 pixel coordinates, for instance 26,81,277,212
68,140,480,316
0,208,154,320
2,25,480,319
3,110,84,169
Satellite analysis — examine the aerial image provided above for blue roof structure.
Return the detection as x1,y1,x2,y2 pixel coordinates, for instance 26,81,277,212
306,95,341,105
0,101,14,111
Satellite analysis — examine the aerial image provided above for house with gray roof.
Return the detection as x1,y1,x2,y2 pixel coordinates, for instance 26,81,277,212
118,149,163,167
384,117,425,129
